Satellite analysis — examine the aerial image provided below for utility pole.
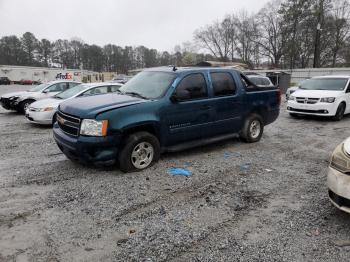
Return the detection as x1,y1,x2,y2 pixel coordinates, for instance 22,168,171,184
313,0,324,68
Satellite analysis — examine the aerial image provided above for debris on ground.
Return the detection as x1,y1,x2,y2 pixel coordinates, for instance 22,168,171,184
168,167,192,177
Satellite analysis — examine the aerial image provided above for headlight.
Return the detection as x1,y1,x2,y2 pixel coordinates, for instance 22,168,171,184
320,97,335,103
289,95,296,101
80,119,108,136
9,96,19,100
40,107,54,112
330,143,350,173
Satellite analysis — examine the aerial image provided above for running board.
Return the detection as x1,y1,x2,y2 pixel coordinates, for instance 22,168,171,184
163,133,239,153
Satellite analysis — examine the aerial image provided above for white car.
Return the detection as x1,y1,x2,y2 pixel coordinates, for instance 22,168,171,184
286,85,299,100
247,75,274,87
0,80,81,113
25,82,123,125
287,76,350,121
328,137,350,213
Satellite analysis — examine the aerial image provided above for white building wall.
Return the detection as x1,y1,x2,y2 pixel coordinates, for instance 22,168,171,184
0,65,100,83
250,67,350,86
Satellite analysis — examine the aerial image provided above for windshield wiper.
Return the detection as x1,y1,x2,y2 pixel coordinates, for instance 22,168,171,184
123,91,148,99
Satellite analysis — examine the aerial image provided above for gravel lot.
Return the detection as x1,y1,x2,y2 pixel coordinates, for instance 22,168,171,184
1,84,350,262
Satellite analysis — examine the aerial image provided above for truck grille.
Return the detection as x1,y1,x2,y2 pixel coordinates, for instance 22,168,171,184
296,97,319,104
57,111,81,136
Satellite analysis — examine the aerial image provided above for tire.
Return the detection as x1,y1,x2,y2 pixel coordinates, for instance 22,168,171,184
240,114,264,143
118,131,160,173
333,103,346,121
52,113,57,125
18,99,35,114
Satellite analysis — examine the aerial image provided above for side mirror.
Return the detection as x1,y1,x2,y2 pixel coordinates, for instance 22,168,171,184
170,90,191,102
42,90,48,93
170,93,179,103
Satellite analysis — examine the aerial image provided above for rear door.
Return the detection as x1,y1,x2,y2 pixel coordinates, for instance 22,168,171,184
209,71,244,135
163,73,215,145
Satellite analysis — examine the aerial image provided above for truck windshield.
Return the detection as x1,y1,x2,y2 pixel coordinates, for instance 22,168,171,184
29,83,50,92
55,84,87,99
119,71,176,99
300,78,348,91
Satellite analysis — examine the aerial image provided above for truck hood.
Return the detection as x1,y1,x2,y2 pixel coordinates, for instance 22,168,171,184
30,98,61,109
59,93,146,118
292,89,343,98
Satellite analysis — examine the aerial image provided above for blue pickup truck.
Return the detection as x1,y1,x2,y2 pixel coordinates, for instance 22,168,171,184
53,67,280,172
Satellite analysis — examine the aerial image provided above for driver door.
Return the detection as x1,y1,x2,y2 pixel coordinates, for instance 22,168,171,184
162,73,215,146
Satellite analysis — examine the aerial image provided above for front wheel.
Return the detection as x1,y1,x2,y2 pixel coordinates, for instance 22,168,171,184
18,99,35,114
333,103,346,121
240,114,264,143
118,131,160,173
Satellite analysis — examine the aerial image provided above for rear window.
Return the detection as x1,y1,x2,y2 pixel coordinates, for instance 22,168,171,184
210,72,236,96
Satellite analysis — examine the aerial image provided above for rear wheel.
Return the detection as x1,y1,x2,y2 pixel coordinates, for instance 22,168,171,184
333,103,346,121
240,114,264,143
118,131,160,173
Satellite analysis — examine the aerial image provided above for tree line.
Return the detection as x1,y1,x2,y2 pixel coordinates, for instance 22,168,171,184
0,32,214,73
1,0,349,71
194,0,350,69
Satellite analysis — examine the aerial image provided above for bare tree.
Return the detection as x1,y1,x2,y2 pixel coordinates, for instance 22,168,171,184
194,20,231,61
253,1,286,67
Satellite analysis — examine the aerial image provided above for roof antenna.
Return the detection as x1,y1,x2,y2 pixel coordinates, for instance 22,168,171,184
172,66,177,72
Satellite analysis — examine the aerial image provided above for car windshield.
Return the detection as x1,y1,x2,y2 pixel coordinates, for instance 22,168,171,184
54,84,88,99
119,71,176,99
300,78,348,91
29,83,50,92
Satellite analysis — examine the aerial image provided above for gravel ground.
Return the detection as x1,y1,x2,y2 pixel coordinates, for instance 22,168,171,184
1,84,350,262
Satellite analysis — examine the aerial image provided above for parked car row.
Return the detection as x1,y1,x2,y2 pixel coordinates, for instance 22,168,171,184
1,68,350,215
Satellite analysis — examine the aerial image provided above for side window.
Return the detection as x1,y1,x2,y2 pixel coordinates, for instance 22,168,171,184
68,82,79,88
211,72,236,96
82,86,109,96
110,85,122,93
46,83,68,92
174,73,208,101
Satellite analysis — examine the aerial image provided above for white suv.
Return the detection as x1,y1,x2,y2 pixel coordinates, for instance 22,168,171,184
287,76,350,121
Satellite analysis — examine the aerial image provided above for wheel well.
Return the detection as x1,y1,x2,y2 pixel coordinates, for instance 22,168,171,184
250,107,267,123
122,124,159,140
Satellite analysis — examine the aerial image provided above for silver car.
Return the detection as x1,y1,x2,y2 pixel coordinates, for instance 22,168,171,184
247,75,274,87
0,80,81,113
25,82,123,125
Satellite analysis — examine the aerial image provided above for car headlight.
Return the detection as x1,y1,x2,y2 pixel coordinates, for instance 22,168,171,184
330,143,350,173
39,107,54,112
320,97,335,103
80,119,108,136
9,96,19,101
289,95,296,101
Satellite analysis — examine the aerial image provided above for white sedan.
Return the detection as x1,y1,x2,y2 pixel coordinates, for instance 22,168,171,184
25,82,123,125
328,137,350,213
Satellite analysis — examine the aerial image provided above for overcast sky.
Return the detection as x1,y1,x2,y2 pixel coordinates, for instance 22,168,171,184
0,0,270,52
